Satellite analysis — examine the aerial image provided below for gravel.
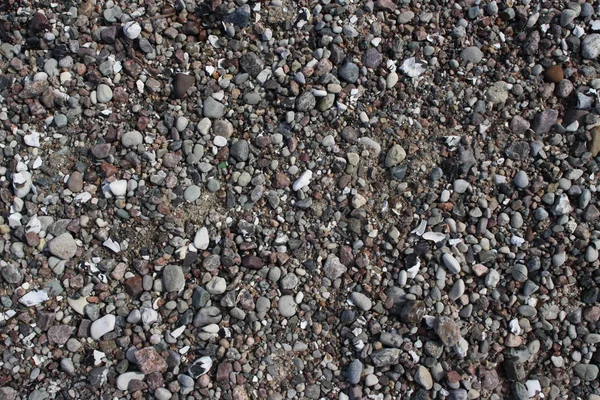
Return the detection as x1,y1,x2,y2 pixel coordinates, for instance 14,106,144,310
2,1,600,399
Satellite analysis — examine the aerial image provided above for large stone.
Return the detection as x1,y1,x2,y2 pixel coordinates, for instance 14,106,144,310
162,265,185,292
173,74,195,99
135,347,168,374
48,233,77,260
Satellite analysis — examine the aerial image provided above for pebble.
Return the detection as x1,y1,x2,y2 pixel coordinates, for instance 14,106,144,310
47,233,77,260
194,227,209,250
278,295,296,317
162,265,185,292
350,292,372,311
90,314,116,340
96,84,113,103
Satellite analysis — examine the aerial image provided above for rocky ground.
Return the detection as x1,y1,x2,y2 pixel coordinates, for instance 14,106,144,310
1,0,600,399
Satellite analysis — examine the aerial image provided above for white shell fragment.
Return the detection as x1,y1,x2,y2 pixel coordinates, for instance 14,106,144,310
19,290,49,307
422,232,446,243
401,57,426,78
103,238,121,253
293,170,313,191
411,220,427,236
188,356,213,378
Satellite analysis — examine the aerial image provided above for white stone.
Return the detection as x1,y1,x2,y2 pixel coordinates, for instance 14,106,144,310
24,132,40,147
68,297,88,315
90,314,116,339
123,21,142,40
116,372,145,391
422,232,445,243
194,227,209,250
213,136,227,147
141,307,158,326
13,171,33,198
386,71,399,88
109,180,127,196
293,170,313,191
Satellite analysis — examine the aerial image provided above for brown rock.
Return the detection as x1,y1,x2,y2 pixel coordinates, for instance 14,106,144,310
216,362,233,381
134,347,168,374
273,172,290,189
173,73,195,99
25,231,40,247
36,311,56,331
375,0,397,12
19,80,48,99
146,371,164,390
242,255,264,269
544,65,564,83
30,12,50,32
589,126,600,157
47,325,75,345
68,171,84,192
124,276,143,297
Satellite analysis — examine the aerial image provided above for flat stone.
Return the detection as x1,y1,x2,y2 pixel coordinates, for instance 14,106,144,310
532,109,558,134
194,227,209,250
173,74,195,99
415,366,433,390
47,325,74,345
278,295,296,317
385,144,406,167
203,98,226,119
121,131,143,147
48,233,77,260
582,34,600,59
162,265,185,292
434,317,461,347
370,348,401,367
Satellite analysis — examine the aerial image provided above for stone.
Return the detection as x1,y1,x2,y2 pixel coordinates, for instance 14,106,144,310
48,233,77,260
123,21,141,39
582,34,600,59
362,48,382,68
385,144,406,167
90,314,116,339
116,372,145,391
400,300,426,323
230,140,249,162
135,347,168,374
204,98,226,119
121,130,143,147
242,255,264,269
194,227,209,250
96,84,113,103
338,62,360,83
513,170,529,188
224,4,251,27
173,74,195,99
323,254,347,280
206,276,227,295
415,366,433,390
296,92,316,112
370,348,401,367
575,363,600,381
442,253,461,274
239,54,263,79
47,325,74,345
350,292,372,311
589,126,600,157
433,317,461,347
278,295,296,317
532,109,558,134
162,265,185,292
510,116,530,135
67,171,84,192
544,65,564,83
460,46,483,63
347,359,363,384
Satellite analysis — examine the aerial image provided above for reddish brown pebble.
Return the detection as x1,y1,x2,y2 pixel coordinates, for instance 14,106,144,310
544,65,564,83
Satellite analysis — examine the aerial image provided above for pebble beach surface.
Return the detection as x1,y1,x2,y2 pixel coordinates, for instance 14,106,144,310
1,1,600,400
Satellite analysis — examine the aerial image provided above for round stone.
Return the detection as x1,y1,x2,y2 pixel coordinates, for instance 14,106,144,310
96,84,113,103
277,295,296,317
